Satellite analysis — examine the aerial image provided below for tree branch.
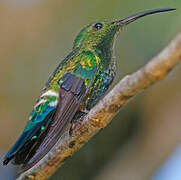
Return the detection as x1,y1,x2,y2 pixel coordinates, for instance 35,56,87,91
18,33,181,180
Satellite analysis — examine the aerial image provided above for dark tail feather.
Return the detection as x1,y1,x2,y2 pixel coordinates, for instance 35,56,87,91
3,157,13,165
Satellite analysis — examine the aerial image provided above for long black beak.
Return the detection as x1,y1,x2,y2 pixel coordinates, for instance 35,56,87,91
113,8,176,25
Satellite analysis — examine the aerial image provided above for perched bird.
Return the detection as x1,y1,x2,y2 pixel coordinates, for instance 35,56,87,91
3,8,175,171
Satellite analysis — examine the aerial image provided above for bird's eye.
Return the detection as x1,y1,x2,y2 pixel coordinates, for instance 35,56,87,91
93,23,103,30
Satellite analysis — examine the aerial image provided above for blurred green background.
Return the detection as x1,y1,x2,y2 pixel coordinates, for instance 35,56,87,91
0,0,181,179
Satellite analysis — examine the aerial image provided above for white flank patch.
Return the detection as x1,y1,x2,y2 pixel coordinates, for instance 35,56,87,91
49,100,58,107
41,90,59,98
34,99,47,108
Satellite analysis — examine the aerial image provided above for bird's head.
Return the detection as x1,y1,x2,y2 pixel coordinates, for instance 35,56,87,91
73,8,175,51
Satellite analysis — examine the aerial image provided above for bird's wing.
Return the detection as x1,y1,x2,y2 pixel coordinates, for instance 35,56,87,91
3,73,87,166
21,73,88,171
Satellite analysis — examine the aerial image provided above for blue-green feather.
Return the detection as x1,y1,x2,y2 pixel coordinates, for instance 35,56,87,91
3,95,58,164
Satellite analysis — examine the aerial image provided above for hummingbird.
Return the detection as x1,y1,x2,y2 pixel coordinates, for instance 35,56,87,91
3,8,175,170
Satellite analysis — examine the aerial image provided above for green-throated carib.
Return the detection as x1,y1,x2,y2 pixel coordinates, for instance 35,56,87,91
3,8,175,171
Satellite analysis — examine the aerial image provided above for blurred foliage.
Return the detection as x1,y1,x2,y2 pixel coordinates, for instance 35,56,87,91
0,0,181,179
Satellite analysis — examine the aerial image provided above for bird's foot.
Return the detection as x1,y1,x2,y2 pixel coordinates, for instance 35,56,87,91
69,110,89,136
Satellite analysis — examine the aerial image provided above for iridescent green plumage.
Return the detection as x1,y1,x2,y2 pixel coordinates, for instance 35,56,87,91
3,8,175,170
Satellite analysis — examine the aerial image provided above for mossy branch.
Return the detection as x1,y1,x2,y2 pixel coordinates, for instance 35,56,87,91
18,33,181,180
